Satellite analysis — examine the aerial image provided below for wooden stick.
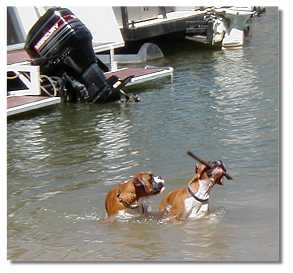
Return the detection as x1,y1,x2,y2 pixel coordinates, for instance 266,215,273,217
187,151,233,180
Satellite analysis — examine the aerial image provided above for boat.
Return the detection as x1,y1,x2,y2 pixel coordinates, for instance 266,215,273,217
213,7,256,48
185,6,257,48
7,6,174,117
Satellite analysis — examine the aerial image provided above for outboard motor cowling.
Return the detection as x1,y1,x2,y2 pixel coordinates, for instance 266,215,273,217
25,7,120,102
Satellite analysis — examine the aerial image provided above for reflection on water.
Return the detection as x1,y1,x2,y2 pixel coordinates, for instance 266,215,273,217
94,111,138,185
7,8,279,261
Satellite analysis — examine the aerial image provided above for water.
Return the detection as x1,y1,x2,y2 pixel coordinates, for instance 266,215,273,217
7,8,279,262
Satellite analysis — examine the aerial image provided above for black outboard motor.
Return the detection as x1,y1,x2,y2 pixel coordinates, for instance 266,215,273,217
25,7,122,103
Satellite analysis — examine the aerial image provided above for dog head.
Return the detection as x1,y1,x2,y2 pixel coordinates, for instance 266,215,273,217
196,161,227,186
132,172,165,197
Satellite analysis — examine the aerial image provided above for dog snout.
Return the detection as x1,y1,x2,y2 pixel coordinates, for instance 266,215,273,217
153,176,165,186
153,176,165,193
212,167,225,185
154,176,164,183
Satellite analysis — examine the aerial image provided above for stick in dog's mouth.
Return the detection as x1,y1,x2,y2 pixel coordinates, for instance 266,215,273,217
187,151,233,180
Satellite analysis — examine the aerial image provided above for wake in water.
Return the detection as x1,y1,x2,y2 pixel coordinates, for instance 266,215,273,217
94,206,227,225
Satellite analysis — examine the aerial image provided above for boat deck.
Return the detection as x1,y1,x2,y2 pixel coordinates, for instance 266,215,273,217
7,49,31,65
105,67,173,86
124,10,205,29
7,96,61,117
120,10,206,41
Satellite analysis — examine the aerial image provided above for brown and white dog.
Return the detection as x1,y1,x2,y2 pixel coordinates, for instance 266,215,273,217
159,161,227,221
105,172,165,221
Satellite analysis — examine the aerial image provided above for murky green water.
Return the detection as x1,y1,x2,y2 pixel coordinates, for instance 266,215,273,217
7,8,279,262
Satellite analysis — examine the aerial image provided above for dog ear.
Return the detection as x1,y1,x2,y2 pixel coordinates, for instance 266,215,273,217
133,175,148,190
133,176,142,188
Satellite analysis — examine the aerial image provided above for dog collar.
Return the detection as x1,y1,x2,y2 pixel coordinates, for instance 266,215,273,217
187,184,209,204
